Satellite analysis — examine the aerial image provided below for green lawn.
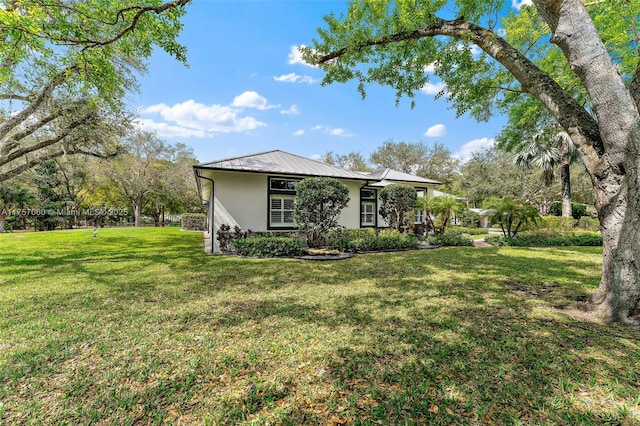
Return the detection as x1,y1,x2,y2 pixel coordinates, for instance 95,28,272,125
1,228,638,425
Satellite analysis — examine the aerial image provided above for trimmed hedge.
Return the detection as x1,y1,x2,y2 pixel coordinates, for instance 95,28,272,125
330,234,419,252
426,234,474,246
445,226,488,236
485,233,602,247
231,237,303,257
181,213,206,231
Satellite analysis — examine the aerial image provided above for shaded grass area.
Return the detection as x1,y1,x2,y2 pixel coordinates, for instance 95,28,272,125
1,228,639,424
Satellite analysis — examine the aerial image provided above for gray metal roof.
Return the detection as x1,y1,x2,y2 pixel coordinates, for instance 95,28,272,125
195,150,443,187
195,150,370,180
365,168,441,185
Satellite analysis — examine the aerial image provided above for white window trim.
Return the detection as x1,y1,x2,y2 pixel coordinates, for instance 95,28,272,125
361,201,376,226
270,194,296,228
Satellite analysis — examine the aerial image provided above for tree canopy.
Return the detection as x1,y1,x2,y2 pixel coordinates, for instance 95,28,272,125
305,0,640,324
0,0,190,183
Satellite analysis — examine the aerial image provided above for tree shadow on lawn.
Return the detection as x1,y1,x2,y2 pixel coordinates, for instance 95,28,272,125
4,236,639,424
5,284,639,424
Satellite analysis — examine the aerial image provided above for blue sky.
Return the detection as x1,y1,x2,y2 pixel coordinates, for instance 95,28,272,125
134,0,531,164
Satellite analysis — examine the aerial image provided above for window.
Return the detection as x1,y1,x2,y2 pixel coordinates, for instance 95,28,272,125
270,178,297,191
270,194,295,227
268,177,298,229
361,202,376,226
415,209,425,224
360,188,377,227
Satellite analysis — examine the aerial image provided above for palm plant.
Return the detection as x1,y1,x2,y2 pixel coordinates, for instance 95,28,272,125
430,196,464,235
415,195,436,234
514,128,577,217
484,197,539,238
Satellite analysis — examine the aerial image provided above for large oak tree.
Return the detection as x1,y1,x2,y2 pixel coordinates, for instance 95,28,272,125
305,0,640,324
0,0,190,183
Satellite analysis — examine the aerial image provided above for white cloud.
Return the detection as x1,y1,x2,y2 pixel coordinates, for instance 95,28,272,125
455,137,496,163
273,73,318,84
139,99,267,138
424,62,437,73
287,44,317,67
309,153,322,160
457,42,482,57
420,81,446,96
293,129,305,136
281,105,300,115
312,125,353,137
424,124,447,138
512,0,533,10
135,119,206,138
231,91,278,110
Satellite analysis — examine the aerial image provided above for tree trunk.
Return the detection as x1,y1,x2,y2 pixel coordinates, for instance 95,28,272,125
0,212,5,232
534,0,640,324
134,202,142,227
592,179,640,323
560,140,572,218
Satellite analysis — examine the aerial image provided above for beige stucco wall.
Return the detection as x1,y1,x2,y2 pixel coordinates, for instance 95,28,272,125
212,171,268,231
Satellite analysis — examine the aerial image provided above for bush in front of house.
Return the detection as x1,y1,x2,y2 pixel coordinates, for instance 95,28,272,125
330,233,419,252
294,177,350,248
426,234,474,246
231,237,304,257
181,213,206,231
217,224,251,253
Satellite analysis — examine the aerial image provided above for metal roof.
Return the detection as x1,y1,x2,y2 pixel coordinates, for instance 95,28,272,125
365,168,441,185
195,150,370,180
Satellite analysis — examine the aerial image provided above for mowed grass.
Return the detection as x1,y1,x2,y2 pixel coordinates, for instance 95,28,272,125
1,228,639,425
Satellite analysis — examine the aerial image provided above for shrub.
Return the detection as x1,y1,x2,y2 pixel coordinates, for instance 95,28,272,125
252,230,298,238
294,178,349,248
426,234,473,246
548,202,588,219
446,226,488,236
330,233,419,252
326,227,375,245
534,215,576,233
484,235,504,246
181,213,206,231
217,224,251,253
485,232,602,247
458,209,481,228
231,237,304,257
576,216,600,231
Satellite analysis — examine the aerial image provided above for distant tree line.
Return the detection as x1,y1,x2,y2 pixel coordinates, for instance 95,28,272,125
321,139,593,216
0,130,202,232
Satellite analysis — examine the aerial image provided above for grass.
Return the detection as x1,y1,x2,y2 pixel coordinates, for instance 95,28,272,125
1,227,639,425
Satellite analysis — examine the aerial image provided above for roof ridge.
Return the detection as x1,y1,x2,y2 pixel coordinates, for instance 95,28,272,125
196,149,280,166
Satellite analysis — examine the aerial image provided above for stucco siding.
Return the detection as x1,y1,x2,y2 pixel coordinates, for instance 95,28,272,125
337,180,364,229
213,171,268,232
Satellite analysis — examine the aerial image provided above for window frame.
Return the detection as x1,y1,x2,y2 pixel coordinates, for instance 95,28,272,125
267,176,299,230
360,187,377,228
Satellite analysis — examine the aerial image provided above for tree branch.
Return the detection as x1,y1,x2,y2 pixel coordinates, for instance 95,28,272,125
1,110,95,167
0,102,85,161
13,0,190,51
0,65,78,141
0,149,68,183
317,17,604,161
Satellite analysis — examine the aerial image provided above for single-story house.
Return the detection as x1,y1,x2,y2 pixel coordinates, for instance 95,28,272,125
193,150,441,253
